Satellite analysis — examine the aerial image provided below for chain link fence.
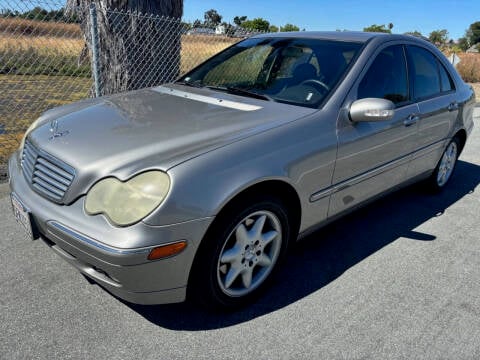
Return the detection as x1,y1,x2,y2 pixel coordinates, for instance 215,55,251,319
0,0,257,181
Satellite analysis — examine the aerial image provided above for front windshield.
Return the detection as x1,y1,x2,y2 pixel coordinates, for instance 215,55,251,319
179,37,363,108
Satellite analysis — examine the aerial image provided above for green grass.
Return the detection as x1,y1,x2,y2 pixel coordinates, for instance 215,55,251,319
0,74,91,163
0,34,90,77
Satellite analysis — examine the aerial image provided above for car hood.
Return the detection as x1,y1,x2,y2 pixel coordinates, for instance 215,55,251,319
27,84,315,200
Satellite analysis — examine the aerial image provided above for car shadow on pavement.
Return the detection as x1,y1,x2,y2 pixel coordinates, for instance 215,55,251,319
124,160,480,330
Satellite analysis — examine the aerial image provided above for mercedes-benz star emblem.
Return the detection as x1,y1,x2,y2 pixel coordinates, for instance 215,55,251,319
49,119,69,140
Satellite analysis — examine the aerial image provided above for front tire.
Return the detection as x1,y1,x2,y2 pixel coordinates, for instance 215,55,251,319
189,196,291,310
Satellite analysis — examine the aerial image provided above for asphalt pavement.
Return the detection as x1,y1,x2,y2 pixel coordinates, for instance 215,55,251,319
1,109,479,359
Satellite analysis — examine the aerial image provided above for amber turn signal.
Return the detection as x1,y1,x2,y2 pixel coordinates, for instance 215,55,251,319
147,241,187,260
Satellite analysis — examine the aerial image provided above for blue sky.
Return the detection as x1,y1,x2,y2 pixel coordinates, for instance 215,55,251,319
183,0,480,40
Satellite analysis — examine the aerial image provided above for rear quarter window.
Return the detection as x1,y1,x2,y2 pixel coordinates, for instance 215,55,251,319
438,61,455,92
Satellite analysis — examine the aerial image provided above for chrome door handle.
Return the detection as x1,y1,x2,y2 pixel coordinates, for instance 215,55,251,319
447,102,459,111
403,114,419,127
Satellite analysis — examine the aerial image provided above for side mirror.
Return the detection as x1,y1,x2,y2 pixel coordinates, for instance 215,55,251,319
349,98,395,123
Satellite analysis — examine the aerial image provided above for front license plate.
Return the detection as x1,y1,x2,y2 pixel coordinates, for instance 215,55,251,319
11,193,37,240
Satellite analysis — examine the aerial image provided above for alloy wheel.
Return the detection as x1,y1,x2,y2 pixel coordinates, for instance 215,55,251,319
216,210,282,297
436,141,458,187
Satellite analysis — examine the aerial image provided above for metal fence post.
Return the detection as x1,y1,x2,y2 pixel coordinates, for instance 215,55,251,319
89,3,101,97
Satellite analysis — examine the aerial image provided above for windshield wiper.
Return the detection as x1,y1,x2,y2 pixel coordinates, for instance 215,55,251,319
206,85,273,102
227,86,273,102
175,80,203,88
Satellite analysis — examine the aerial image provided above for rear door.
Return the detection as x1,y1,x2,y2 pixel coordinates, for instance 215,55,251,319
405,45,458,177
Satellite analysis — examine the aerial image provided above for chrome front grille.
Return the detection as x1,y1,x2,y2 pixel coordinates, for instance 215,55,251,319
21,140,75,203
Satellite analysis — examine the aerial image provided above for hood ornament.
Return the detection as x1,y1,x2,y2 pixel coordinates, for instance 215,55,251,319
49,119,69,140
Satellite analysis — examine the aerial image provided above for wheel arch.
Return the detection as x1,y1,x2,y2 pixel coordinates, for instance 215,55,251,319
213,179,302,238
186,179,302,300
453,128,467,155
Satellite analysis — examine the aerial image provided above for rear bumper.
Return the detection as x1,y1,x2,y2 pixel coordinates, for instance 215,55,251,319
8,153,214,304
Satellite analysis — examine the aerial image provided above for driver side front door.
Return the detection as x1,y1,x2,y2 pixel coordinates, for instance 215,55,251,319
329,44,419,217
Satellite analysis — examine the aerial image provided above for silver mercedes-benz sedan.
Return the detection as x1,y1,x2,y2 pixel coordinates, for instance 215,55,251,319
8,32,475,309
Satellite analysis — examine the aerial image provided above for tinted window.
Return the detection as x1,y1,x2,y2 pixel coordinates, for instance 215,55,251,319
203,45,272,85
407,46,441,99
181,38,362,109
438,62,454,92
358,45,408,104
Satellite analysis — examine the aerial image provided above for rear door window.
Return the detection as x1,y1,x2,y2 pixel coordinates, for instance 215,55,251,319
406,46,442,100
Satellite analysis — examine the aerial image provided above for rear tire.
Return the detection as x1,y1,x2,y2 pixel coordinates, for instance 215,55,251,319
426,136,460,192
188,196,291,310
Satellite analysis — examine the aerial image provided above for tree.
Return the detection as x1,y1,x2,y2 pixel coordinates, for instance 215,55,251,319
21,6,48,20
221,22,235,36
404,30,423,37
466,21,480,46
458,37,470,51
241,18,270,32
233,15,247,26
0,7,79,22
363,24,391,33
66,0,183,96
429,29,448,46
268,25,279,33
181,21,192,31
280,23,300,32
0,9,20,18
204,9,222,27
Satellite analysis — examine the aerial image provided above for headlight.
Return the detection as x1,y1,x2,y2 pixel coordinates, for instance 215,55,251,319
85,171,171,226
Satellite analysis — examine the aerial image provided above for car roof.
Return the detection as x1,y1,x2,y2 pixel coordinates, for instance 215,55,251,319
251,31,421,44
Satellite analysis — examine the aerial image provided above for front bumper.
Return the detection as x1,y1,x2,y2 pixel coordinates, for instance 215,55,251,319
8,153,214,304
